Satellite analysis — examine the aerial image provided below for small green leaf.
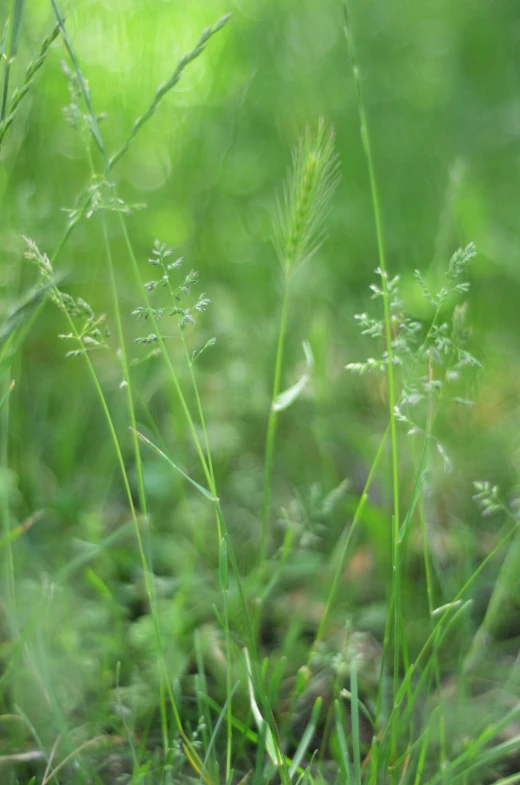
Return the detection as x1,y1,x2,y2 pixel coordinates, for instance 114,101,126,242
130,428,218,502
244,648,281,767
191,337,217,365
272,341,314,412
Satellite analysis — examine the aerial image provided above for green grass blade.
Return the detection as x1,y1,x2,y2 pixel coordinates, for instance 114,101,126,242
130,428,218,502
201,681,240,778
9,0,25,58
244,648,281,768
334,699,353,783
219,537,229,591
288,696,322,778
350,661,361,785
399,435,429,543
272,341,313,412
0,379,15,415
253,719,269,785
413,714,434,785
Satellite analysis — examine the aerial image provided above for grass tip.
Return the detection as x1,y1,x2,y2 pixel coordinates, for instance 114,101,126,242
431,599,465,617
215,13,232,30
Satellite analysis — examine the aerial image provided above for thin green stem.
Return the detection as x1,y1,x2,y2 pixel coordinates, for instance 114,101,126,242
310,420,391,662
421,358,447,769
180,334,219,537
1,379,15,616
100,218,148,520
160,261,216,491
343,2,401,758
222,586,232,781
261,280,290,562
116,216,212,488
0,0,16,123
81,137,149,526
107,207,210,785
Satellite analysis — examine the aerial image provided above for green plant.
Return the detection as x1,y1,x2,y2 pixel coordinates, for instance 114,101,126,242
1,1,520,783
261,120,339,562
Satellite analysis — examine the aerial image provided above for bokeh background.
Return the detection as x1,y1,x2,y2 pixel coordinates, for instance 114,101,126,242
2,0,520,778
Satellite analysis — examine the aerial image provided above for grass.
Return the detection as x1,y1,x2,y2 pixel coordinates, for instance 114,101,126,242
1,0,520,784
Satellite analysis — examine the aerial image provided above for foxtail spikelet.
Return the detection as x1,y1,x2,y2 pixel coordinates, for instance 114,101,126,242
275,119,339,277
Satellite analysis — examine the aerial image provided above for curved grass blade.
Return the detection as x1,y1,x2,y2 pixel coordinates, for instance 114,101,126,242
201,681,240,778
272,341,314,412
131,427,218,502
0,379,15,414
244,648,281,768
288,696,322,779
334,699,352,783
253,718,268,785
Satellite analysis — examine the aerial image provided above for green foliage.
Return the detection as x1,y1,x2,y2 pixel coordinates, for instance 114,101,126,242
1,1,520,784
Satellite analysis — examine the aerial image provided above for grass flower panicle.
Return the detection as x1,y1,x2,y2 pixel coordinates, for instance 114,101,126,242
24,237,110,358
133,240,216,350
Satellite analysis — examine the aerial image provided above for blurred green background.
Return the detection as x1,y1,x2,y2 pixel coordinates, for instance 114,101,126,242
2,0,520,778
